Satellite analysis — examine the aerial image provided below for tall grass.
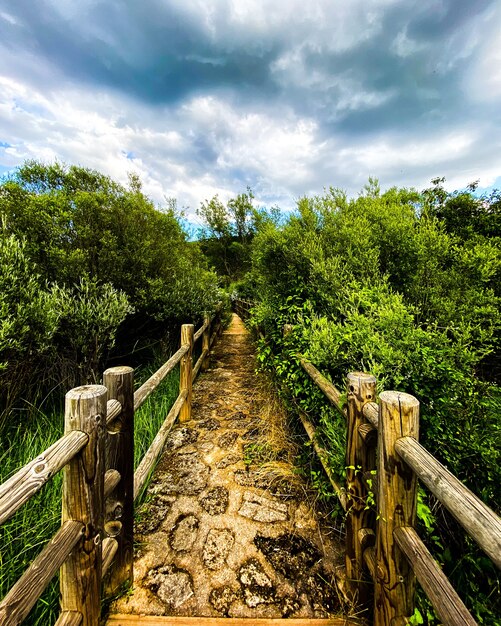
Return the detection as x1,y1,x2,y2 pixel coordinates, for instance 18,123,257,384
0,355,180,625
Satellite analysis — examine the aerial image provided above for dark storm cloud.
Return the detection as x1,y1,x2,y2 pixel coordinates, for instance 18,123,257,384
0,0,499,211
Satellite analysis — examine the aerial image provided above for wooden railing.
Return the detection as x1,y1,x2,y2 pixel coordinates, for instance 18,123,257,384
232,299,501,626
0,311,222,626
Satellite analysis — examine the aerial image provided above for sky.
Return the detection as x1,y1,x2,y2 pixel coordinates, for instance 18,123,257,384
0,0,500,219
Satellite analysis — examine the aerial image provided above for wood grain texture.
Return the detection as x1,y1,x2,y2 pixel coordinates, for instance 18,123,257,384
106,399,122,425
106,616,356,626
300,359,344,414
374,391,419,626
345,372,377,607
395,436,501,570
202,314,211,372
362,402,379,428
54,611,83,626
193,318,209,342
0,430,88,526
0,521,83,626
104,469,121,498
394,526,477,626
179,324,194,423
102,537,119,577
298,412,347,511
134,344,189,411
133,390,187,500
192,348,209,381
61,384,107,626
104,366,135,596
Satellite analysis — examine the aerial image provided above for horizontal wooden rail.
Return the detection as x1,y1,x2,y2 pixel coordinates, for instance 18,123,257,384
0,430,89,526
394,526,477,626
104,469,121,498
55,611,83,626
395,436,501,569
106,399,122,425
133,389,188,499
193,348,209,380
298,412,347,510
0,520,84,625
193,319,209,342
102,537,119,577
362,401,378,428
300,359,344,414
133,344,189,411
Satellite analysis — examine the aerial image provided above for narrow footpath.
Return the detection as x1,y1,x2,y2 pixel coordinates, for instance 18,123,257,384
110,315,347,620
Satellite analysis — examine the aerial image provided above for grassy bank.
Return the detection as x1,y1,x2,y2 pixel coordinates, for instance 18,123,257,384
0,357,180,625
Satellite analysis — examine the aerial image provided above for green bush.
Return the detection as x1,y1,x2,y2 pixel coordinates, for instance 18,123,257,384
247,181,500,624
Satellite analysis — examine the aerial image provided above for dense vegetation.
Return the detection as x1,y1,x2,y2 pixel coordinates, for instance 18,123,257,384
0,162,226,624
0,161,223,423
232,178,500,624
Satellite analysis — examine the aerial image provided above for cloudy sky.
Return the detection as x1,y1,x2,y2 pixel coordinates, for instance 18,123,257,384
0,0,500,218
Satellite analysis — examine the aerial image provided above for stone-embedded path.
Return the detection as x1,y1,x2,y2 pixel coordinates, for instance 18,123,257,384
111,315,345,620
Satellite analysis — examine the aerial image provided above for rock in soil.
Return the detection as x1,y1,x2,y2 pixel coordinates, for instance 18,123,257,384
169,514,199,552
254,533,321,579
238,558,276,607
147,564,194,609
154,452,209,495
202,528,235,570
238,491,288,522
199,486,229,515
209,586,241,615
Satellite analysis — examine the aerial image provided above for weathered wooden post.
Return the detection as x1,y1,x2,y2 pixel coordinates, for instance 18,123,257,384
202,315,211,371
374,391,419,626
103,366,134,595
179,324,194,422
345,371,377,607
61,385,107,626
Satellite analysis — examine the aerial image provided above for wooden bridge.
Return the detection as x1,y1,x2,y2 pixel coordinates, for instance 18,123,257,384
0,303,500,626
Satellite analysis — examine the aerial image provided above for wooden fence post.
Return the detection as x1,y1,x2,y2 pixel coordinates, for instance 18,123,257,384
103,366,134,596
61,384,107,626
179,324,194,422
202,315,210,371
375,391,419,626
345,371,377,608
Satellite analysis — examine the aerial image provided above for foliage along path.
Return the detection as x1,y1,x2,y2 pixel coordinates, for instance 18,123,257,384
110,314,348,620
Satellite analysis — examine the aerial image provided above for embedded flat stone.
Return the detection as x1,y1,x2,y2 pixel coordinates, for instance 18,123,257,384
203,528,235,570
165,427,198,451
200,486,229,515
147,564,194,609
238,558,276,607
135,494,176,535
169,514,199,552
254,533,321,579
209,585,241,615
155,452,209,495
216,454,242,469
218,431,238,448
238,491,288,523
197,418,220,431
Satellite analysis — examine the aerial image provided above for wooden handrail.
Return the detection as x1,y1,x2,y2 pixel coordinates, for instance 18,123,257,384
287,355,499,623
0,520,84,625
0,430,89,525
395,436,501,569
394,526,477,626
0,312,221,626
133,343,189,411
133,389,188,499
300,359,344,414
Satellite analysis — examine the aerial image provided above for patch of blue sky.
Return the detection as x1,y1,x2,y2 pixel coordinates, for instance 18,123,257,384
13,98,50,118
0,141,11,148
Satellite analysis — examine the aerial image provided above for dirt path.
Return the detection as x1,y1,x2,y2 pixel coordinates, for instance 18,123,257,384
111,314,346,619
